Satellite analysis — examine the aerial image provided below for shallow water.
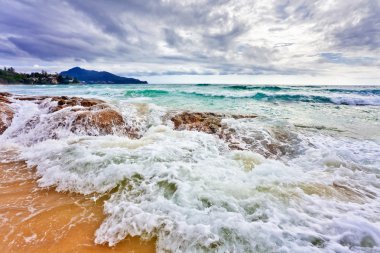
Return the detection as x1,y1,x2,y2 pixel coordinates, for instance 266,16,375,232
0,152,155,253
0,84,379,252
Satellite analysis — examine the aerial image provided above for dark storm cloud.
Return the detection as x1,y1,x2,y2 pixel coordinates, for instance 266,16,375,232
0,0,379,77
0,0,110,61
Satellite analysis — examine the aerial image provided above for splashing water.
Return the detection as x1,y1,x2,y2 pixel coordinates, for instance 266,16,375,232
0,84,379,252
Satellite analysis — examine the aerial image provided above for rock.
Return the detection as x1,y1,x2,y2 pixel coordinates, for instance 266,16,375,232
0,102,14,134
0,92,12,104
1,93,134,138
171,112,223,134
49,96,105,112
0,93,14,134
170,111,298,158
171,112,256,135
70,108,129,136
14,96,50,101
47,96,133,136
0,92,12,97
170,111,254,151
13,95,105,112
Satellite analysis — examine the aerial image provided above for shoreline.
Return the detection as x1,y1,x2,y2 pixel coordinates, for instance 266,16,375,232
0,155,156,252
0,93,157,252
1,90,379,252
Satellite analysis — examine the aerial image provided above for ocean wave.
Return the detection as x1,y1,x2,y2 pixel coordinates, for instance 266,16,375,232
18,126,380,253
223,85,287,91
322,88,380,96
124,89,169,97
1,92,379,252
181,91,331,102
181,91,380,105
330,96,380,106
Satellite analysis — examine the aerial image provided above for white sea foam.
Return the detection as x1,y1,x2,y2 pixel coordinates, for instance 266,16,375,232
17,125,380,252
329,96,380,106
1,85,379,252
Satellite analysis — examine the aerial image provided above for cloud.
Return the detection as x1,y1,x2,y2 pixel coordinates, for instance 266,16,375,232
332,1,380,50
320,53,376,66
0,0,379,83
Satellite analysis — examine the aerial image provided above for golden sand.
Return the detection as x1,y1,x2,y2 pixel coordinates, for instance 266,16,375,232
0,160,156,253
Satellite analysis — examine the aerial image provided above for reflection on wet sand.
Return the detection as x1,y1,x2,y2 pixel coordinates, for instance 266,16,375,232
0,160,155,253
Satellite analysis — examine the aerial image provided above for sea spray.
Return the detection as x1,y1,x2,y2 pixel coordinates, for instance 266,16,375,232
0,85,379,252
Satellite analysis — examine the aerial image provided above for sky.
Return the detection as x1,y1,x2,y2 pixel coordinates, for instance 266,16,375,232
0,0,379,85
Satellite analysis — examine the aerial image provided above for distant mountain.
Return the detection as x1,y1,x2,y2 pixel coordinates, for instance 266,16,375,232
60,67,148,84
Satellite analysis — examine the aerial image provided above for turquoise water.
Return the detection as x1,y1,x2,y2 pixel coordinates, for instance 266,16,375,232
2,84,379,139
1,84,379,252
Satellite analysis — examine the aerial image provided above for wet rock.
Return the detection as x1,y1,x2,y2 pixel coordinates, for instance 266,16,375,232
171,112,223,134
0,92,12,104
171,112,256,135
0,93,14,134
48,96,133,136
14,96,50,101
170,111,257,151
70,107,130,136
0,102,14,134
50,96,105,112
1,93,135,138
170,111,299,159
13,95,105,113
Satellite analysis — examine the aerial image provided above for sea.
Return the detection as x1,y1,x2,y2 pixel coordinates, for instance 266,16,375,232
0,84,379,253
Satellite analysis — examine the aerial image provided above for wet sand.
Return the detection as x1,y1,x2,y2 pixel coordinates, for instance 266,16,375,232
0,159,156,253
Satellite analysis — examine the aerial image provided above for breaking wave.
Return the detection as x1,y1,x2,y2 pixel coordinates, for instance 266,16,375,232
124,89,170,97
179,91,380,105
223,85,287,91
121,87,380,106
1,85,379,253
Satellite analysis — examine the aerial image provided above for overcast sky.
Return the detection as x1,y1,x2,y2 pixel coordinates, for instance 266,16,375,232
1,0,379,84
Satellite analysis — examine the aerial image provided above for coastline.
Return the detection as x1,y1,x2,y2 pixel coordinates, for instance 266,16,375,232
0,92,257,252
1,88,379,252
0,156,156,252
0,93,156,252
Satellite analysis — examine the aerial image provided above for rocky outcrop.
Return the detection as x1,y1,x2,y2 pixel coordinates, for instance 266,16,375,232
13,95,104,111
49,96,105,112
0,92,14,134
69,107,131,136
0,93,133,137
0,92,12,103
170,111,258,151
171,112,256,134
170,111,298,159
46,96,135,136
1,93,295,159
171,112,224,134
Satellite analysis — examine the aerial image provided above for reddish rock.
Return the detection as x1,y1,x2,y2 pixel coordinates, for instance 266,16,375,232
49,96,105,112
14,96,50,101
70,108,129,136
0,93,134,137
0,102,14,134
0,92,12,104
171,112,256,135
170,111,297,158
12,95,105,112
0,92,11,97
171,112,223,134
170,111,254,151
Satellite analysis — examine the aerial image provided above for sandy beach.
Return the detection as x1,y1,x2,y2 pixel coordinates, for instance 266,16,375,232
0,155,155,253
